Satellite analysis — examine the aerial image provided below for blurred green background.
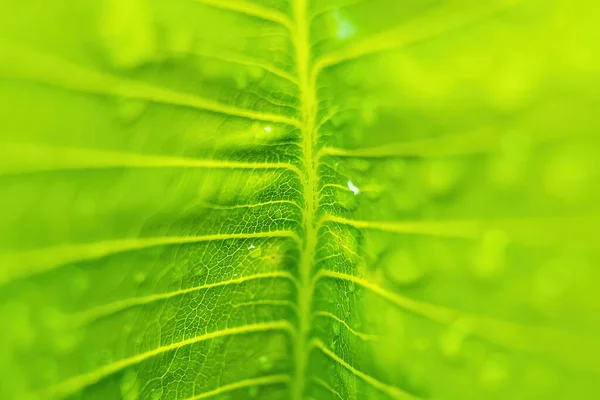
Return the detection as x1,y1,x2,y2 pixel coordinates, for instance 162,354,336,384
1,0,599,399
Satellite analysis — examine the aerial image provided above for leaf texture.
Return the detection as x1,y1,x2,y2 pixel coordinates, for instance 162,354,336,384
1,0,600,399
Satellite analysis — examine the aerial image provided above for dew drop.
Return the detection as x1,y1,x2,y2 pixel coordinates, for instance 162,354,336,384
167,25,194,57
471,229,510,281
333,9,356,40
248,385,259,398
133,271,146,284
347,159,371,172
423,160,462,195
3,301,35,347
150,387,163,400
332,321,341,336
384,250,425,286
236,72,249,89
480,354,510,389
543,148,591,203
439,318,470,361
347,180,360,195
249,244,262,259
335,188,359,211
249,65,265,80
361,100,378,125
116,98,148,124
365,189,381,202
531,257,573,311
100,0,157,69
120,369,140,400
70,272,90,295
264,125,272,133
348,281,355,293
53,329,82,354
386,159,407,181
490,130,531,188
258,355,273,371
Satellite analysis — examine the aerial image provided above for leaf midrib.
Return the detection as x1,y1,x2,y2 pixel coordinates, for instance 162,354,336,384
291,0,319,399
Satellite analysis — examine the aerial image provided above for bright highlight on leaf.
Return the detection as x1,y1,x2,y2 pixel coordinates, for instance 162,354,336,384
1,0,599,399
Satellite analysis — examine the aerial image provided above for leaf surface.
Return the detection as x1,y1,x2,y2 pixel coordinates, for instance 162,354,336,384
1,0,600,399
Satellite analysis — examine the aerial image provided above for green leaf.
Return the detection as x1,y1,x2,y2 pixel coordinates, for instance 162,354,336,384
1,0,599,399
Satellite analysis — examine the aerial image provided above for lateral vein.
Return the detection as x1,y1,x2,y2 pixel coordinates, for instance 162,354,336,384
193,0,294,32
310,0,519,81
184,374,291,400
312,311,378,341
0,143,303,177
310,339,421,400
42,321,295,399
0,231,300,286
70,272,299,325
314,269,598,367
318,214,600,245
0,41,302,127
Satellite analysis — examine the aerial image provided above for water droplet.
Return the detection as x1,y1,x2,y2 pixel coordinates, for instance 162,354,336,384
3,301,35,347
361,100,378,125
150,387,163,400
133,271,146,283
333,9,356,40
264,125,272,133
335,188,359,211
384,250,425,286
490,130,531,188
258,355,273,371
386,159,407,181
70,272,90,295
439,318,471,361
120,369,140,400
332,321,341,336
167,25,194,57
197,58,224,79
423,160,463,195
531,256,574,311
481,354,509,389
365,189,381,202
543,148,592,203
116,98,148,123
347,159,371,172
491,59,536,110
53,329,82,354
100,0,157,69
348,281,355,293
471,229,510,281
248,385,259,398
347,180,360,195
249,245,262,259
249,66,265,80
236,72,249,89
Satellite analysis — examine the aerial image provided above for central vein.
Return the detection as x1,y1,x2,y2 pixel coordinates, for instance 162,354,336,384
292,0,318,399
